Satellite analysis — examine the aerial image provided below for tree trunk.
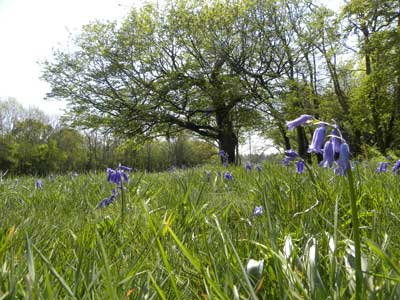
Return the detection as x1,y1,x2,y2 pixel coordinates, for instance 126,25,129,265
216,109,238,164
218,130,238,164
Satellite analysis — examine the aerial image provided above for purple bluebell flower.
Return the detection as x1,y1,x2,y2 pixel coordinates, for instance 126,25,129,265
219,150,229,166
285,149,300,158
392,160,400,174
245,162,252,171
377,162,388,173
331,129,341,153
336,142,350,175
256,165,262,172
35,179,43,189
296,160,305,174
118,164,132,173
308,125,326,154
286,115,313,131
224,171,233,180
282,149,299,165
253,206,263,216
320,140,334,168
107,166,130,186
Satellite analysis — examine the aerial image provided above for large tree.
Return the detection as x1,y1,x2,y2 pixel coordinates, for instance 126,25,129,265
41,1,269,164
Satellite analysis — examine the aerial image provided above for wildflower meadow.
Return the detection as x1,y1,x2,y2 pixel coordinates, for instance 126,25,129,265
1,148,400,299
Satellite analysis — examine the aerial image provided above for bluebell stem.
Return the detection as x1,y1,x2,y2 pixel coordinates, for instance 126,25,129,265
308,125,326,154
35,179,43,189
377,162,388,173
336,142,351,175
224,171,233,180
253,206,263,216
320,140,334,168
392,160,400,174
286,114,313,131
296,160,305,174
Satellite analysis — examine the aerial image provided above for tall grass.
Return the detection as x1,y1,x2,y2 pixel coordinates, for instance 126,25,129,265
1,160,400,299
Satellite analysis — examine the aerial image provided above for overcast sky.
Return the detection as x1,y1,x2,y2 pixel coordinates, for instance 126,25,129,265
0,0,342,117
0,0,142,115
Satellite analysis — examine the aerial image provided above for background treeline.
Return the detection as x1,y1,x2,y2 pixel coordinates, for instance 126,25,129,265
40,0,400,164
0,98,218,175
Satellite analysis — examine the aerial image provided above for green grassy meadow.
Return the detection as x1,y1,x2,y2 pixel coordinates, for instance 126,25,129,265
1,160,400,299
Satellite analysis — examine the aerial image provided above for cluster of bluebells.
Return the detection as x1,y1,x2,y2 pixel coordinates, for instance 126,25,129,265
99,164,132,208
218,150,229,167
253,205,263,216
284,115,351,175
245,162,252,172
35,179,43,189
98,187,118,208
224,171,233,180
391,160,400,174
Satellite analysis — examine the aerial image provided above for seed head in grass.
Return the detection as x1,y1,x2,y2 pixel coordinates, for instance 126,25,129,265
35,179,43,189
377,162,388,173
286,114,312,131
296,160,305,174
392,160,400,174
246,259,264,279
308,125,326,154
224,171,233,180
283,235,293,260
253,206,263,216
320,140,334,168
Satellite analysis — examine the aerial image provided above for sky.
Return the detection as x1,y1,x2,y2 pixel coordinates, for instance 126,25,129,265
0,0,343,117
0,0,141,116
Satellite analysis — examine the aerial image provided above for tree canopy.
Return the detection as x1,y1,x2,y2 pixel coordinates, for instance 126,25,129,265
41,0,400,162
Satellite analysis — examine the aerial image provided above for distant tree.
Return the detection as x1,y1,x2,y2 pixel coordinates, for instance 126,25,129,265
48,127,88,172
12,119,53,174
343,0,400,154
